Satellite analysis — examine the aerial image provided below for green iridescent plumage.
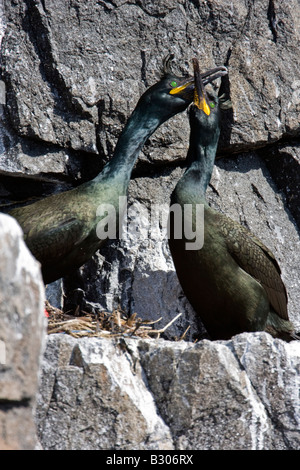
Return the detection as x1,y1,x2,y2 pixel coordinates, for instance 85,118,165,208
9,59,227,284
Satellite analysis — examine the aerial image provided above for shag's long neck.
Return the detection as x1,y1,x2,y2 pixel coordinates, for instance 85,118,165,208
174,120,220,205
95,104,161,185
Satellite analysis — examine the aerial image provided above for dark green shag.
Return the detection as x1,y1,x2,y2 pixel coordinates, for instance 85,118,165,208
168,60,298,341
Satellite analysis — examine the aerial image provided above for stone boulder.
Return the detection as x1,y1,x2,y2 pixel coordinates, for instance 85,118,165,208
36,332,300,450
0,214,46,450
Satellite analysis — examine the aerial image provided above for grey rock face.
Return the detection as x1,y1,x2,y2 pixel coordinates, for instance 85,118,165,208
36,333,300,450
36,334,174,450
0,214,46,450
66,150,300,338
263,142,300,228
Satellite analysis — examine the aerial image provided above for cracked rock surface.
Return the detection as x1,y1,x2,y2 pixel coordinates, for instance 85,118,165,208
36,333,300,450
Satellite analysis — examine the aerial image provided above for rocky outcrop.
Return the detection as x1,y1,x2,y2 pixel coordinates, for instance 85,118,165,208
0,214,46,450
0,0,299,450
36,332,300,450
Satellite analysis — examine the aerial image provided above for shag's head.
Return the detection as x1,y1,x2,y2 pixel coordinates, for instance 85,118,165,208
138,54,228,122
189,57,231,141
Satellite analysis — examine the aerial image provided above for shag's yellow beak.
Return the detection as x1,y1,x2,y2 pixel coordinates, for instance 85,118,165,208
193,86,211,115
192,58,211,116
169,80,193,95
168,63,227,105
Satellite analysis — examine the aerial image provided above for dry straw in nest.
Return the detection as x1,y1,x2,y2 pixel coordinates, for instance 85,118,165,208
45,301,189,340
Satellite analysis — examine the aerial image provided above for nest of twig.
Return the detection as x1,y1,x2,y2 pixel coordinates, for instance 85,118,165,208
45,301,188,340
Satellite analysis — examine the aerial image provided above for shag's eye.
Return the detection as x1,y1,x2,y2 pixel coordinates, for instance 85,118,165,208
210,102,215,108
170,81,177,88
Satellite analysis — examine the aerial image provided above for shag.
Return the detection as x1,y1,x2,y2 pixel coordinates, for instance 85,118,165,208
168,58,298,341
9,57,227,284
